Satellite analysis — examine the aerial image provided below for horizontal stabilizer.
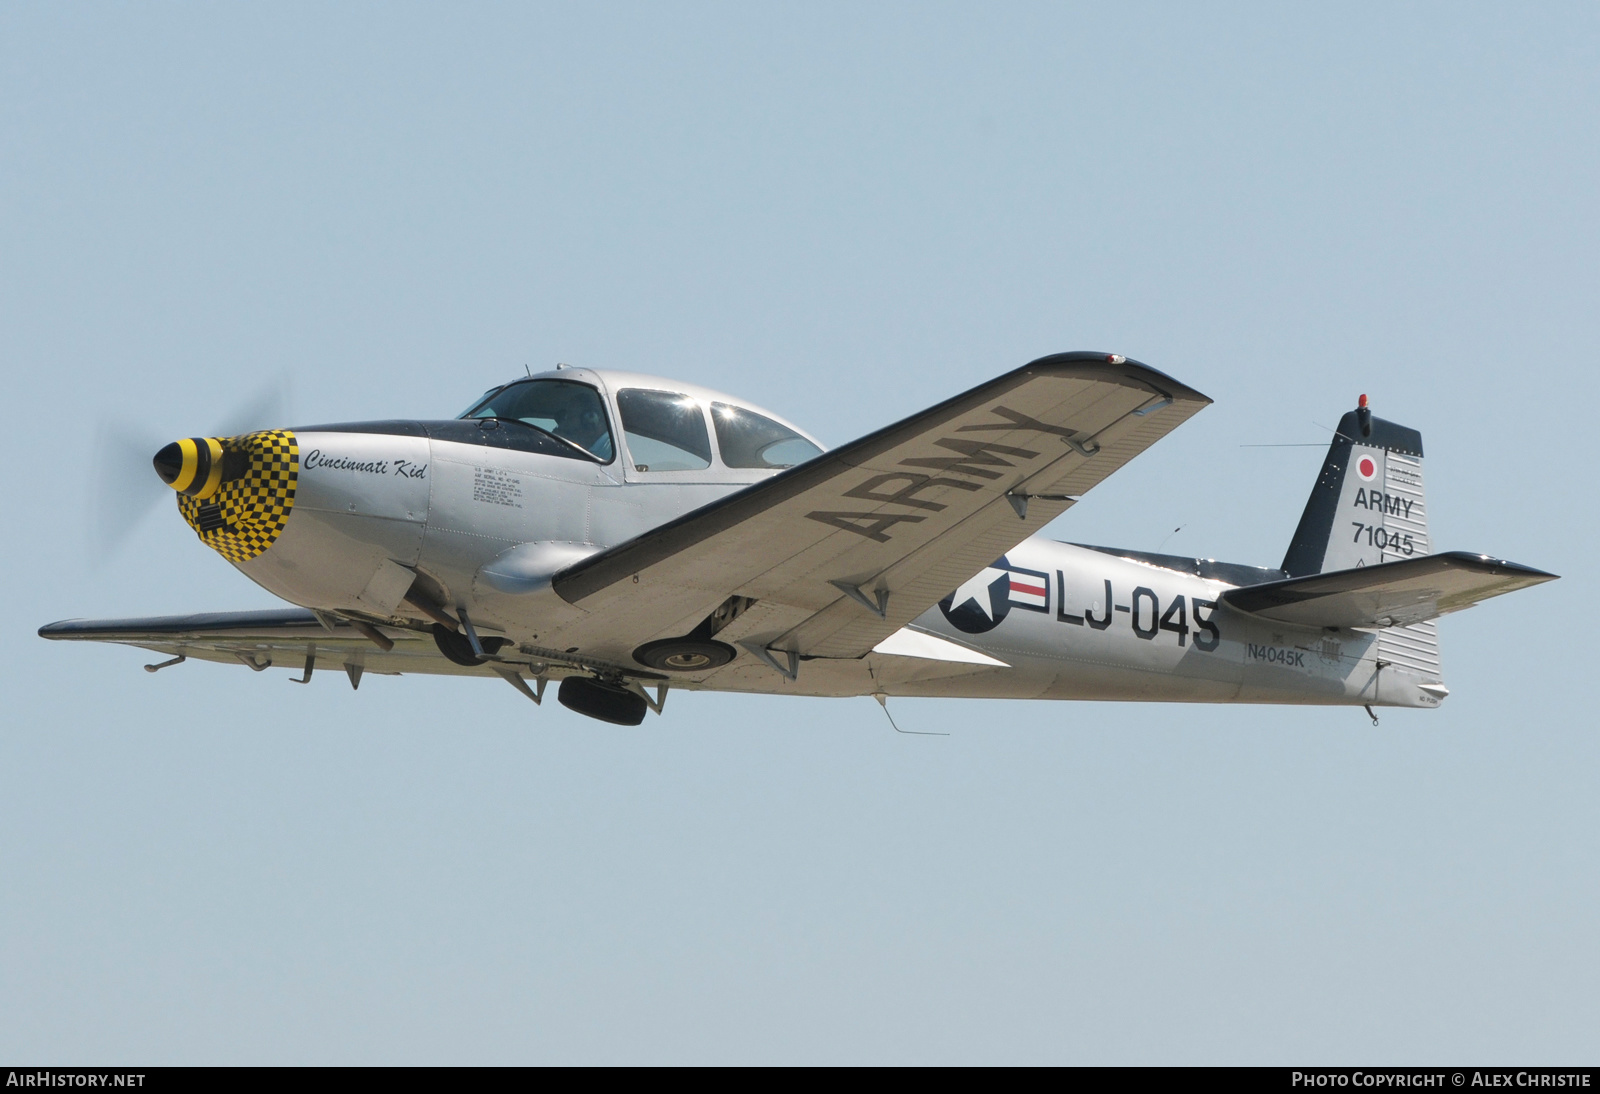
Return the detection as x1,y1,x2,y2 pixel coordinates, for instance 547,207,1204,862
1221,552,1556,629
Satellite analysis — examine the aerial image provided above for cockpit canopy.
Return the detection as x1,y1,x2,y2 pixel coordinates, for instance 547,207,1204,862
460,370,824,474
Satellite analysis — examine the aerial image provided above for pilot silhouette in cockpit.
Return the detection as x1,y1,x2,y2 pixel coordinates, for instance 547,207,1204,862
551,397,613,460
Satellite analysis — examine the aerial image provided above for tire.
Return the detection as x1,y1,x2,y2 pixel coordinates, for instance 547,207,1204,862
558,676,648,726
631,638,736,673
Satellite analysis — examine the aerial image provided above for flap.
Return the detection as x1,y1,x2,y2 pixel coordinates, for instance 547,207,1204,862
549,352,1209,664
1220,552,1557,629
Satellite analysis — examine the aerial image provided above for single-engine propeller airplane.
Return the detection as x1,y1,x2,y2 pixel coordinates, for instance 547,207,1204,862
42,352,1555,726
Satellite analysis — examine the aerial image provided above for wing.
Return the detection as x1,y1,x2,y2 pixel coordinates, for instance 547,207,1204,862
38,610,469,677
547,352,1210,667
1220,552,1557,629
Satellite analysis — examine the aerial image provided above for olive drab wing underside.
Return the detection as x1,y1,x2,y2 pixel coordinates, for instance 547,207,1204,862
547,353,1211,665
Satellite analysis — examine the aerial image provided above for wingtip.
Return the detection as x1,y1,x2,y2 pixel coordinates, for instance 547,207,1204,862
1023,351,1211,406
1435,551,1559,581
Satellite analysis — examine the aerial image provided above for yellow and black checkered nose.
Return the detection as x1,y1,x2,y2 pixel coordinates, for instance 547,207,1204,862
153,437,226,499
155,431,300,563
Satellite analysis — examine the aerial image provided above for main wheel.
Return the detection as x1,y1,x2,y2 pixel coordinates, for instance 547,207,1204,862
631,638,736,673
557,676,648,725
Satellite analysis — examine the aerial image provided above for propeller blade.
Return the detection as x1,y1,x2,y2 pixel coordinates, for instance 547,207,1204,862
215,376,292,437
90,420,168,558
88,372,294,560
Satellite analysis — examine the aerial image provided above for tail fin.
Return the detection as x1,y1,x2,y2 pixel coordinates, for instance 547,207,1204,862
1282,395,1430,576
1281,396,1439,681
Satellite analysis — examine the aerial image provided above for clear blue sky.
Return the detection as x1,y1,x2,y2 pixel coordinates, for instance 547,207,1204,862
2,2,1595,1064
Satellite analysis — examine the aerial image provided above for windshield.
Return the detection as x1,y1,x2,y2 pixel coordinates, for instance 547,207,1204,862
463,379,615,461
711,402,822,468
457,386,504,418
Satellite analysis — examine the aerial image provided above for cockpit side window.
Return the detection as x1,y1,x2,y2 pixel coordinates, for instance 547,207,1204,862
463,379,615,462
711,402,823,469
617,389,712,472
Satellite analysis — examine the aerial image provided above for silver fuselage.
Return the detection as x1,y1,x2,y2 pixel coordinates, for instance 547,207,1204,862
234,423,1441,710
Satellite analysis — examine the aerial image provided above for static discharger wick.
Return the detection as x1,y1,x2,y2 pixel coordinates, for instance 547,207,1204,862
873,692,948,736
